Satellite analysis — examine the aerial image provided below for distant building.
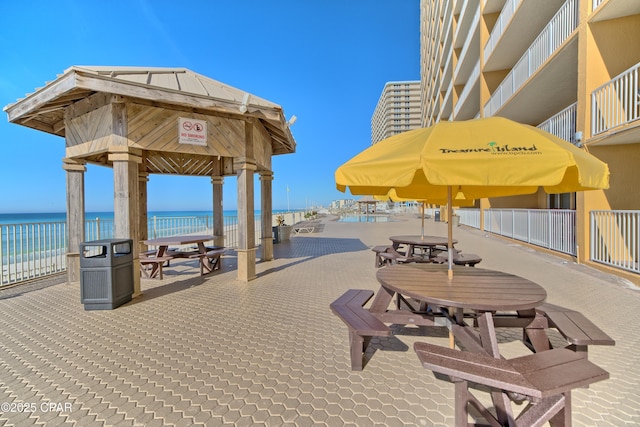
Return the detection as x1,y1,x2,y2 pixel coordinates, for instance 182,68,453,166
371,81,421,144
330,199,355,211
419,0,640,281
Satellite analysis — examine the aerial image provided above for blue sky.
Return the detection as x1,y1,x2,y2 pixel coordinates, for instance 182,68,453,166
0,0,419,213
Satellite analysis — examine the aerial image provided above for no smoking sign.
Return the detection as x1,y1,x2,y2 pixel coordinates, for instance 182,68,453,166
178,117,207,146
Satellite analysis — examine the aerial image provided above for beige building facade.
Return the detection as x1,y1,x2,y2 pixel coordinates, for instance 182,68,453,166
371,81,422,144
419,0,640,283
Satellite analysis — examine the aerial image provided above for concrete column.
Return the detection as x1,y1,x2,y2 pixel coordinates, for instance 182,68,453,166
62,158,86,284
260,171,274,261
236,157,257,281
211,175,225,248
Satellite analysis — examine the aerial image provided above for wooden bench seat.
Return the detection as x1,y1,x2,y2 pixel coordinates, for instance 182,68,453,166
141,249,171,263
372,245,393,267
372,245,422,267
189,248,225,275
434,251,482,267
330,289,391,370
527,303,615,355
140,256,174,280
414,342,609,426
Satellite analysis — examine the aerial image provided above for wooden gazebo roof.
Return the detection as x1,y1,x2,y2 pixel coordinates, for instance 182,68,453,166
4,66,296,176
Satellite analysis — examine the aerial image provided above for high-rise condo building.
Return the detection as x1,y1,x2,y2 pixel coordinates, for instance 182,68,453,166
371,81,422,144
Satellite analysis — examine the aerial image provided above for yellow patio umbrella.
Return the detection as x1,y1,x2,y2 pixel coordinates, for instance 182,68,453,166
335,117,609,278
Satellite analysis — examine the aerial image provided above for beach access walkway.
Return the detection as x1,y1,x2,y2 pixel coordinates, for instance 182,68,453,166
0,214,638,426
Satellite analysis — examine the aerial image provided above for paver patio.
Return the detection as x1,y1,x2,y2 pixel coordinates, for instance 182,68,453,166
1,214,638,426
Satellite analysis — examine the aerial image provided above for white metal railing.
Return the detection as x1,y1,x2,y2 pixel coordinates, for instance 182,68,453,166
454,5,480,84
0,222,67,286
148,215,214,239
484,209,577,255
86,218,114,241
453,0,471,47
484,0,579,117
458,207,640,276
1,212,307,287
457,208,481,229
591,210,640,274
537,103,578,144
484,0,523,62
591,62,640,135
592,0,604,11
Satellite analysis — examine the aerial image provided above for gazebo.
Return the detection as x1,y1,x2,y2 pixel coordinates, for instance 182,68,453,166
4,66,297,293
357,196,379,214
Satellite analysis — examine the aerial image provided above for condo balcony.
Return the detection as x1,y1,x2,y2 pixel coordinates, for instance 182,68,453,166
591,0,640,22
537,103,578,145
453,1,480,86
591,62,640,144
483,0,579,124
483,0,565,72
453,60,481,120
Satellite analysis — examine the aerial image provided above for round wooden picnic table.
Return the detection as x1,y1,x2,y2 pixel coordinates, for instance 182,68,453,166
375,263,546,312
374,263,547,424
389,235,458,259
389,235,454,247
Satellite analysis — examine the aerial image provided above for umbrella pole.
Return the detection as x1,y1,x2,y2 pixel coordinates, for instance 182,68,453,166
421,202,425,239
447,186,455,348
447,187,453,280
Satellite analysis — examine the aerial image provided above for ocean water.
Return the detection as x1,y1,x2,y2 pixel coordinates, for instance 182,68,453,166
0,210,292,225
0,209,297,270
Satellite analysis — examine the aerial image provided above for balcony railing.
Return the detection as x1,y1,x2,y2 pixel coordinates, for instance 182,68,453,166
592,0,605,11
484,0,523,62
591,62,640,136
1,212,306,287
591,210,640,274
454,5,480,85
484,0,579,117
537,103,578,144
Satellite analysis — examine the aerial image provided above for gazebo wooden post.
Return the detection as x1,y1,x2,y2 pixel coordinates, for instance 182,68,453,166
236,157,257,281
138,170,149,251
211,175,224,248
260,171,274,261
62,158,86,284
109,143,142,297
